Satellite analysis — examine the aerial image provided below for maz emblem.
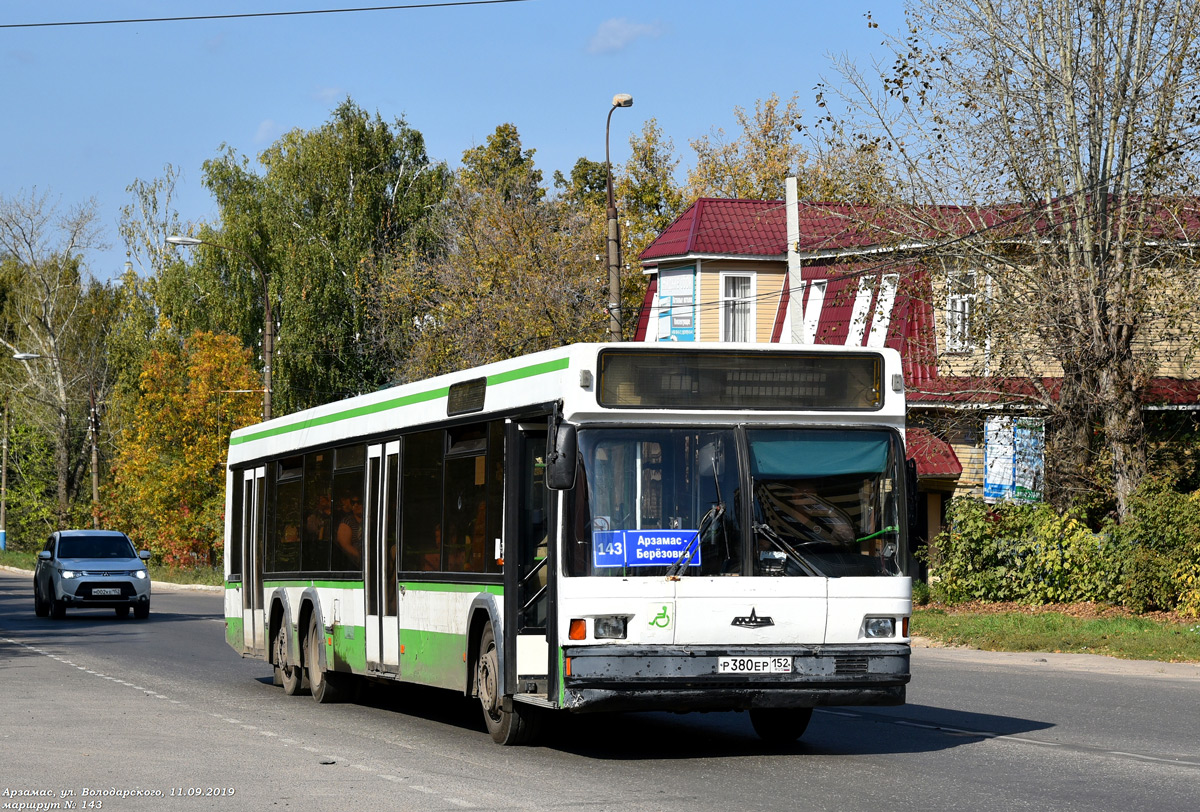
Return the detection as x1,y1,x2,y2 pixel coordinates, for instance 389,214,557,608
731,608,774,628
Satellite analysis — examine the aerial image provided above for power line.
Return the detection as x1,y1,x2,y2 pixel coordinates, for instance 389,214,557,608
0,0,534,30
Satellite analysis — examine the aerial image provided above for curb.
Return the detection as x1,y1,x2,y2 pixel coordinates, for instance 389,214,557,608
1,564,222,592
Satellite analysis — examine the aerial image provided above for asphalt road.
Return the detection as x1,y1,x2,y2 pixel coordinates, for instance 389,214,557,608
2,567,1198,812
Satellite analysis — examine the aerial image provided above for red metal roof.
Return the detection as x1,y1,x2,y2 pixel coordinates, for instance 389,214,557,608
640,199,787,261
906,427,963,478
640,198,1200,261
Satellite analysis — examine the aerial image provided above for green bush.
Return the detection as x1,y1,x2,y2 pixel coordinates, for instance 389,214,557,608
931,479,1200,614
932,498,1122,607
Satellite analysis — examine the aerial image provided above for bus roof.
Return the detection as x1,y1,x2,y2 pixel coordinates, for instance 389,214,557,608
227,343,906,466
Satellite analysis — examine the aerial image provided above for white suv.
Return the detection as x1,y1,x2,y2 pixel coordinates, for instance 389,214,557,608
34,530,152,619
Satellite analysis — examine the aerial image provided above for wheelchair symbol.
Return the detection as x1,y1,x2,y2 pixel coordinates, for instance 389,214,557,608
649,606,671,628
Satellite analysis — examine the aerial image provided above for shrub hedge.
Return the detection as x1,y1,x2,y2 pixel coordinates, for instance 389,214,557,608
927,478,1200,617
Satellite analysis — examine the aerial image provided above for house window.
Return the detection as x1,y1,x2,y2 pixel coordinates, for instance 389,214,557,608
946,270,977,352
721,273,755,342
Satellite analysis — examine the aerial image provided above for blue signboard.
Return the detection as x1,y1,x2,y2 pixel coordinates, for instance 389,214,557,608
593,529,701,568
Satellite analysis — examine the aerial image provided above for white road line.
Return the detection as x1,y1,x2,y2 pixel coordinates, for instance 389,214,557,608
1108,751,1200,767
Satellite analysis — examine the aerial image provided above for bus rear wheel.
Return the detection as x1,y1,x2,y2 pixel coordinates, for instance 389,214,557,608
306,612,351,704
476,622,540,745
749,707,813,745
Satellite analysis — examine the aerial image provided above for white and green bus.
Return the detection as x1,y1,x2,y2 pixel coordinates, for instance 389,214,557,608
223,343,913,744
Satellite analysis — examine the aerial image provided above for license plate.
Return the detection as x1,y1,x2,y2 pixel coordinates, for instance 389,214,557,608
717,656,793,674
92,587,122,597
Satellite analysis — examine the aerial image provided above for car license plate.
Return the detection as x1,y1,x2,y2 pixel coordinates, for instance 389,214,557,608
717,656,793,674
92,587,121,597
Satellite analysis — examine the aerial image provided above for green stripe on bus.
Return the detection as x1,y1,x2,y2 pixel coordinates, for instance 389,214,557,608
486,356,569,386
400,582,503,595
231,356,570,446
331,624,367,672
262,579,366,589
399,628,469,690
225,616,244,649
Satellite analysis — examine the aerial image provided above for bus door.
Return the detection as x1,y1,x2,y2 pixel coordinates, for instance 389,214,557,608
504,423,552,699
365,442,401,673
241,467,266,654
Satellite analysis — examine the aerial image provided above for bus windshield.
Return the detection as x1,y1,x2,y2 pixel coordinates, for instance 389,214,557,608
566,427,904,578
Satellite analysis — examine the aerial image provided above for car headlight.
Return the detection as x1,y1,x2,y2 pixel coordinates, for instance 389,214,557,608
134,570,147,580
61,569,79,579
863,617,896,639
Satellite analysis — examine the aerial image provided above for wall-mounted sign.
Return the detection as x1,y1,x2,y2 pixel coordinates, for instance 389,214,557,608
984,416,1044,503
658,266,696,342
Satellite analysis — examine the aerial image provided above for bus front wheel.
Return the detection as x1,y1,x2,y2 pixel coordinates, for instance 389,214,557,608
749,707,813,745
476,622,540,745
274,622,304,696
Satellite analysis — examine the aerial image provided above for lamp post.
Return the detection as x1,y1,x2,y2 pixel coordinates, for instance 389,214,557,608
166,235,273,420
605,93,634,342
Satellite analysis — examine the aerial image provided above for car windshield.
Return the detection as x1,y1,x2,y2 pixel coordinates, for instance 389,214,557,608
565,427,905,578
57,536,136,560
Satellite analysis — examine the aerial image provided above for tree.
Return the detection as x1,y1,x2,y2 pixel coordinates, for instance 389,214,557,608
686,93,810,201
175,99,448,414
0,190,113,528
554,157,609,210
617,119,686,267
105,330,260,565
373,124,607,380
829,1,1200,516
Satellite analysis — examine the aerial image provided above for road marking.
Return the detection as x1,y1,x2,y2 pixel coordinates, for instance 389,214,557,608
1108,751,1200,767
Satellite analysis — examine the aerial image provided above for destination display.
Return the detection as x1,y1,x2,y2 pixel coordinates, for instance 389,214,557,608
592,529,701,568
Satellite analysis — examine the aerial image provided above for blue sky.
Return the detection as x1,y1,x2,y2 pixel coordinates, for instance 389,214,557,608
1,1,905,279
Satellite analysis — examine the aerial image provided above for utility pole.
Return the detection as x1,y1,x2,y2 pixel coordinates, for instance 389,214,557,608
89,385,100,529
1,402,8,551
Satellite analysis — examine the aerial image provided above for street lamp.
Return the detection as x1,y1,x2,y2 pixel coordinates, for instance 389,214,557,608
605,93,634,342
166,235,273,420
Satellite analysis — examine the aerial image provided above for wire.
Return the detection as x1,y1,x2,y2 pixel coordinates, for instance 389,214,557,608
0,0,534,29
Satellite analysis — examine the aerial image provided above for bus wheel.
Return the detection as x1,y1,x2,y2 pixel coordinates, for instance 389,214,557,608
476,622,540,745
274,622,304,696
749,707,813,745
306,612,349,704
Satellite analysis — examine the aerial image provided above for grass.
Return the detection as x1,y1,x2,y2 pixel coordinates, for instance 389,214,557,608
913,606,1200,663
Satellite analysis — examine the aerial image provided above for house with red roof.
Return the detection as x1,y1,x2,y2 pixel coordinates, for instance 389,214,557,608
632,180,1200,550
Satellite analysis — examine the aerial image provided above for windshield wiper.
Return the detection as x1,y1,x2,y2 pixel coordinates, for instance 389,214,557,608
666,502,723,579
753,521,826,577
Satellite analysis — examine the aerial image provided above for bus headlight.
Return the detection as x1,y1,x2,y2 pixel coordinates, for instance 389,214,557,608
593,616,628,640
863,617,896,639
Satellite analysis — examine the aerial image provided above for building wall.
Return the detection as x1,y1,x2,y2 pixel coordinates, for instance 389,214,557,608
693,260,786,344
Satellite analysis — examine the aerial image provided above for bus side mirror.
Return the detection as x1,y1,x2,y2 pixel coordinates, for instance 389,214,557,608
546,422,577,491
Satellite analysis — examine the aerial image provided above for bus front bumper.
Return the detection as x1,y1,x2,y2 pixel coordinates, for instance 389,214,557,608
561,643,909,713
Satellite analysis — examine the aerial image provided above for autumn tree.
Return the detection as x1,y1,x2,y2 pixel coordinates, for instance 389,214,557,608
829,0,1200,515
373,124,607,380
105,330,260,565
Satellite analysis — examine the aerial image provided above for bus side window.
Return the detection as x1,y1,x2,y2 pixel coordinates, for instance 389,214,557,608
302,451,333,571
402,430,444,572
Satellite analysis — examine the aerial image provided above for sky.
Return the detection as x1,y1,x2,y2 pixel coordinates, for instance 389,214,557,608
1,0,907,280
